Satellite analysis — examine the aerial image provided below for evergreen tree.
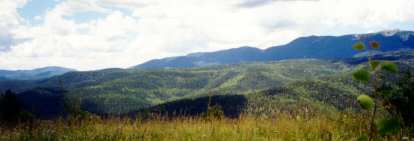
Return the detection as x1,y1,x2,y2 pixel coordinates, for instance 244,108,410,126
0,90,24,124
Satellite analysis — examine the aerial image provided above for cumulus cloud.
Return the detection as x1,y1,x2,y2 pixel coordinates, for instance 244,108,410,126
0,0,29,52
0,0,413,70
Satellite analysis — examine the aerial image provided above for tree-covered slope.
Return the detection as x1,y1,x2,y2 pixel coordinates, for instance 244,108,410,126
8,59,355,115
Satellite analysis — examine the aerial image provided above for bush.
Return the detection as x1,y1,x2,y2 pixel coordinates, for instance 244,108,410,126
387,70,414,128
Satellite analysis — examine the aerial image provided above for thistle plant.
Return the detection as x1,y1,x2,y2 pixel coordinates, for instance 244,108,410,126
352,40,400,141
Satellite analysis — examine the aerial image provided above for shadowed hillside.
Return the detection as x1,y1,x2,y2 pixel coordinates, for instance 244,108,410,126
132,95,248,119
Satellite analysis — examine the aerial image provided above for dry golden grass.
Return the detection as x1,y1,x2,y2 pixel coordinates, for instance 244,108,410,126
1,112,391,141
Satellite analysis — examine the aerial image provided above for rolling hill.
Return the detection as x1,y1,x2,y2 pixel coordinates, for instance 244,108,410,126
2,59,360,116
0,49,413,117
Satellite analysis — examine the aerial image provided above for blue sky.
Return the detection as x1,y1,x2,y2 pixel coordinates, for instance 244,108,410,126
1,0,414,70
18,0,60,24
19,0,110,24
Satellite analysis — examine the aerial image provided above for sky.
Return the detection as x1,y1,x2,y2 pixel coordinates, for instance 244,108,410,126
0,0,413,70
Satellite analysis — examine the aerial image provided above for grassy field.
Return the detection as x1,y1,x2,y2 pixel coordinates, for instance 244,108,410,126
0,112,404,141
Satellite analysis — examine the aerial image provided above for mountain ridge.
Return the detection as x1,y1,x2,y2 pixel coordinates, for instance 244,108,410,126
134,30,414,69
0,66,75,80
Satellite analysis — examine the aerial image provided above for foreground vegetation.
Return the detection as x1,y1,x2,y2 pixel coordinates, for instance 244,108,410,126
1,112,405,141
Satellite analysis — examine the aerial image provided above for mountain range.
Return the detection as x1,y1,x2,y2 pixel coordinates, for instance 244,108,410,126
135,30,414,69
0,66,75,80
1,30,413,73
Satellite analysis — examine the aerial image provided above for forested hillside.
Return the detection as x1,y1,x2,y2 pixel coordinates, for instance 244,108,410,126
0,49,413,117
3,59,355,115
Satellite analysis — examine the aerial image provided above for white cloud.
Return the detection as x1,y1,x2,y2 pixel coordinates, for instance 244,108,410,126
0,0,413,70
0,0,28,51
